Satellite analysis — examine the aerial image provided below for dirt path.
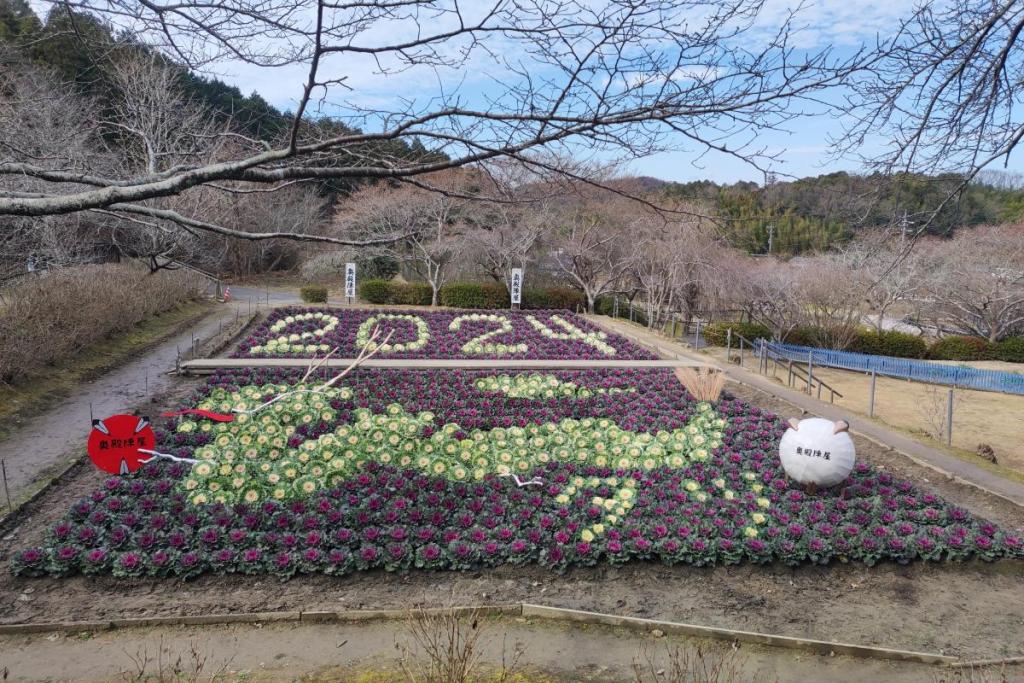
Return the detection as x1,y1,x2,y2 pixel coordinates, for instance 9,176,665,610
0,306,240,504
0,617,945,682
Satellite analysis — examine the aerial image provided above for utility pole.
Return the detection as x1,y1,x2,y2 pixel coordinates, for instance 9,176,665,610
897,210,911,280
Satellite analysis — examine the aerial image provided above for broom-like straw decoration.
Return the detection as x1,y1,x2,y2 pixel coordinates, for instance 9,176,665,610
674,366,726,403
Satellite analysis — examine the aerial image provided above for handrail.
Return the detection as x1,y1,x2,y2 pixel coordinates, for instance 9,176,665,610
729,335,844,403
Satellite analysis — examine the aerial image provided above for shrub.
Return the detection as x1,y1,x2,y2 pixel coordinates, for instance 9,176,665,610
703,322,771,346
359,256,399,281
992,337,1024,363
781,325,857,349
850,329,927,358
391,282,434,306
0,264,203,384
780,326,818,347
359,279,392,304
299,285,328,303
522,286,585,311
929,335,993,361
439,282,510,308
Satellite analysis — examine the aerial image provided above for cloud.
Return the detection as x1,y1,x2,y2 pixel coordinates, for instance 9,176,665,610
753,0,919,49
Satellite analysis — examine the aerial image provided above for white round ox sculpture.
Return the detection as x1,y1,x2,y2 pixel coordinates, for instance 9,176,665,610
779,417,856,489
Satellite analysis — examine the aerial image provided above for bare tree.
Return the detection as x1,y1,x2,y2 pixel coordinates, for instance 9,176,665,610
918,225,1024,342
550,195,635,313
791,256,868,349
103,52,218,177
465,203,546,294
627,206,717,329
841,1,1024,237
839,231,921,332
0,0,866,246
333,173,473,305
714,254,803,340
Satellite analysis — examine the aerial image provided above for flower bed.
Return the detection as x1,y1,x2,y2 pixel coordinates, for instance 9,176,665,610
233,308,656,359
12,368,1022,579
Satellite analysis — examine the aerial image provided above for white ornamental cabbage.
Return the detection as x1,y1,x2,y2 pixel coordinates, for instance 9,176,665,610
778,417,855,488
356,313,430,352
257,312,340,355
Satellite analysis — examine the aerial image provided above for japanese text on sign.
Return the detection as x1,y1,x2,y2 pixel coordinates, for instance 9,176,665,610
796,446,831,461
345,262,356,299
510,268,523,305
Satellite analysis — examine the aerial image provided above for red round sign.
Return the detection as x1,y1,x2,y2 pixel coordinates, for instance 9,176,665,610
87,414,156,474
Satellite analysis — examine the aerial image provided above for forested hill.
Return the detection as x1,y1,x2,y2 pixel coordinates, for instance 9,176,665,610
657,172,1024,255
0,0,440,188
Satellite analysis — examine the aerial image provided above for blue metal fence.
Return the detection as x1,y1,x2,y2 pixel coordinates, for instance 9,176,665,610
760,341,1024,396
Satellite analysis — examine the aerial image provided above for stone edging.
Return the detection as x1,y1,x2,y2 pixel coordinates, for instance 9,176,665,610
0,603,968,666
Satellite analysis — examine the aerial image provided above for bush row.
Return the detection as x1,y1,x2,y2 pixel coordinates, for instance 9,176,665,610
0,264,204,384
929,335,1024,363
702,322,1024,363
702,322,772,346
357,279,586,310
358,279,434,306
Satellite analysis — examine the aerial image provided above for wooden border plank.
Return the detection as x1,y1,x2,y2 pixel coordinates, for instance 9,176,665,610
179,358,713,373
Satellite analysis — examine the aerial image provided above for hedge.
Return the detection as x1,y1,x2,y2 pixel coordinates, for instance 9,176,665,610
439,282,509,308
522,286,586,311
358,279,391,304
992,337,1024,363
703,322,772,346
357,280,433,305
0,264,203,384
357,280,588,310
929,335,992,361
391,282,433,306
849,329,927,359
299,285,328,303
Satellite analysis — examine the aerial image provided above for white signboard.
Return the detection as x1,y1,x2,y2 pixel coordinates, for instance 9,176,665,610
345,262,357,299
510,268,523,306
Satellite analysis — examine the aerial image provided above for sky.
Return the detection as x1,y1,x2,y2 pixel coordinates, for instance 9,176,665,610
51,0,1024,184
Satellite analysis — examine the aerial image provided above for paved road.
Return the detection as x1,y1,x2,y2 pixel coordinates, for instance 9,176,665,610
588,316,1024,508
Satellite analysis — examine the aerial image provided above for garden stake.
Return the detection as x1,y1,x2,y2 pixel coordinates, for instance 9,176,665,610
2,459,11,514
946,388,954,446
869,371,876,417
807,351,814,395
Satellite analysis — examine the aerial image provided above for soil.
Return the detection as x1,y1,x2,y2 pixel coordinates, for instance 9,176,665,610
0,617,945,683
0,328,1022,664
0,378,1022,661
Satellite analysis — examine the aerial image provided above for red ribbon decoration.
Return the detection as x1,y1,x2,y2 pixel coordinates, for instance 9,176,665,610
161,409,235,422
